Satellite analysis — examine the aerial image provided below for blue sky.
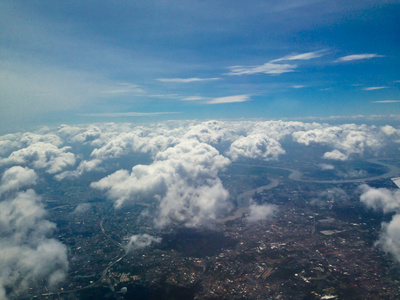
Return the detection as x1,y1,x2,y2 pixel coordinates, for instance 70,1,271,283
1,0,400,132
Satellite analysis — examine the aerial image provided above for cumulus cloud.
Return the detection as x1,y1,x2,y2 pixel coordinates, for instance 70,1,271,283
72,203,91,214
0,189,68,298
55,159,102,180
90,128,180,160
359,184,400,214
91,140,231,227
248,120,315,141
183,120,239,145
0,134,23,156
293,124,383,160
246,202,277,223
68,125,102,143
323,149,348,161
381,125,398,136
359,184,400,262
377,214,400,262
0,142,76,174
319,163,335,170
227,134,285,161
0,132,63,156
126,234,161,252
0,166,37,194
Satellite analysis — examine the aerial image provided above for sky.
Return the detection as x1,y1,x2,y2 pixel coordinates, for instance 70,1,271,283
1,0,400,132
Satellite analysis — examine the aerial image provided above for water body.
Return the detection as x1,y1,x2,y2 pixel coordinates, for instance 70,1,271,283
221,158,400,223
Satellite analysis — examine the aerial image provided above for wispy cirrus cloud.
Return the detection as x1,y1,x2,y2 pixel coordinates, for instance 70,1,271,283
101,83,145,95
336,53,385,62
226,50,325,76
181,96,209,101
371,100,400,103
226,63,297,75
271,50,327,62
207,95,251,104
78,112,181,117
156,77,220,83
363,86,388,91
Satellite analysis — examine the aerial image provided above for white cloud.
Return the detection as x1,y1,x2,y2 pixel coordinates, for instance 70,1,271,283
293,124,383,161
363,86,388,91
227,134,285,161
336,53,384,62
0,132,64,156
371,100,400,103
69,125,102,143
19,132,63,147
0,142,76,174
319,163,335,170
91,140,231,227
89,127,181,160
0,166,37,194
156,77,220,83
271,50,327,62
226,50,325,76
249,120,315,141
207,95,251,104
381,125,400,136
0,134,23,156
79,112,180,117
359,184,400,214
226,63,297,76
72,203,91,214
126,234,161,252
0,190,68,298
55,159,102,180
377,214,400,262
246,202,277,223
181,96,209,101
183,120,239,144
359,185,400,263
323,149,348,161
101,83,145,95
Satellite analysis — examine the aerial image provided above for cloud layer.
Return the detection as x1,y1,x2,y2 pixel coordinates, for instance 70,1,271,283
359,184,400,262
126,234,161,252
246,202,277,223
1,119,399,233
91,139,231,227
0,167,68,299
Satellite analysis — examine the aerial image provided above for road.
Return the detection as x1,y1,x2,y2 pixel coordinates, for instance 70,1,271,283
39,216,127,298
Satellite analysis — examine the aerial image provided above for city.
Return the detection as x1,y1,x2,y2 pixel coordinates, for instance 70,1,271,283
29,157,400,299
